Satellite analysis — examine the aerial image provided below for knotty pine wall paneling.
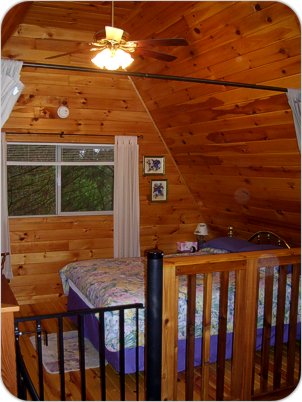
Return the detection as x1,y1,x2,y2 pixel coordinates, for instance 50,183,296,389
4,68,203,304
2,1,300,303
124,1,301,246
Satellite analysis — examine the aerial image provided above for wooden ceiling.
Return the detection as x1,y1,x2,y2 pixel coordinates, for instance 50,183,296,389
2,1,301,246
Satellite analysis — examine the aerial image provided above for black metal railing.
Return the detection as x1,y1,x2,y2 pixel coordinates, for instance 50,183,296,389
15,341,40,400
14,303,143,401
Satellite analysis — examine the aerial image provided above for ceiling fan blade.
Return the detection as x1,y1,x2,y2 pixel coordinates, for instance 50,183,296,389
45,50,83,60
135,48,177,62
45,43,93,60
133,38,188,47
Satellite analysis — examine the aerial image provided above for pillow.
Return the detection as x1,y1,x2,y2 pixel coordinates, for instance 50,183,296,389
237,243,283,252
203,237,254,252
203,237,284,253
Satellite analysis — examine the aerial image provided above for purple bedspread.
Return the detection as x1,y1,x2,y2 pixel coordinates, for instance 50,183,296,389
67,286,300,374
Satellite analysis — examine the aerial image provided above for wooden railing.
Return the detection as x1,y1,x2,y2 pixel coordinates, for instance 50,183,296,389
161,248,301,400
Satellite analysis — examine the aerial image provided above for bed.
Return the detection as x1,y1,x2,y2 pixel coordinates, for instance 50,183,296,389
59,230,300,374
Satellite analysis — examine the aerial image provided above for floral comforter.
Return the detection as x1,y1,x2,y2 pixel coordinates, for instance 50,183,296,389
60,252,299,352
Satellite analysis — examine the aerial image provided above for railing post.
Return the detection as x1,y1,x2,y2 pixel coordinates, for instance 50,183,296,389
232,258,258,400
145,249,164,401
162,260,179,401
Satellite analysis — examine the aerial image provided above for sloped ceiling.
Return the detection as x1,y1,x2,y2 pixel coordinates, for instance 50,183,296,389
2,1,301,245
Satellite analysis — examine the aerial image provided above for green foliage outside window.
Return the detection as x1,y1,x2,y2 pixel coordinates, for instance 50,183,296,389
8,166,56,215
61,166,113,213
7,143,114,216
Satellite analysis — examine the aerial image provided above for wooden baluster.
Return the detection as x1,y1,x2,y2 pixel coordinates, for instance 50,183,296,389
216,271,229,400
185,274,196,401
273,265,287,389
286,263,300,386
231,268,247,399
260,266,274,392
242,259,259,399
200,272,213,400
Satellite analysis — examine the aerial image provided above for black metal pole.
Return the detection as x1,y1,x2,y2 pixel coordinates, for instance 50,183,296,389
22,61,288,93
145,249,164,401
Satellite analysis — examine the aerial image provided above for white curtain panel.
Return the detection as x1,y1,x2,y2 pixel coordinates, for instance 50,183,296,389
114,136,140,258
1,59,24,279
0,134,12,279
1,59,24,128
286,88,301,152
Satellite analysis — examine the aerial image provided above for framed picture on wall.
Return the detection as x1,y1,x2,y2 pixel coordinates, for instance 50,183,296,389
143,156,165,175
150,179,168,202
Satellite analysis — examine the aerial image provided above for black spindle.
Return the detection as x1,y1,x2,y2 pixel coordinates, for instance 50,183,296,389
36,320,44,400
57,317,66,401
78,314,86,400
135,307,140,401
119,309,126,401
98,311,107,400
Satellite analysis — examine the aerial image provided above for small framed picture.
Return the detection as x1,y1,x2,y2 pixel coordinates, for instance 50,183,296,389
150,179,168,202
143,156,165,175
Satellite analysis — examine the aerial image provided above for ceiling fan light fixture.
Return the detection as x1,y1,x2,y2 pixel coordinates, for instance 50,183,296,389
91,48,134,70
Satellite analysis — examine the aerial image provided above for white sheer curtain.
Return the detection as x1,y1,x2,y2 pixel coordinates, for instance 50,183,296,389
1,59,24,127
1,134,12,279
1,59,24,279
286,88,301,152
114,136,140,258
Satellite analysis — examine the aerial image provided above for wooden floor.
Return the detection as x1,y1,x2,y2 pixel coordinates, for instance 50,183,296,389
15,298,300,401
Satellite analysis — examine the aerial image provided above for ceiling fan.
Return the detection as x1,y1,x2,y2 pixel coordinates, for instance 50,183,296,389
46,1,188,69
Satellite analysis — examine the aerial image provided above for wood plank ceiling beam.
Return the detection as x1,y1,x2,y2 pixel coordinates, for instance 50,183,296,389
1,1,32,47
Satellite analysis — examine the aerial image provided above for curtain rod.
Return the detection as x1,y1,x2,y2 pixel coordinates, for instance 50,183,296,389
23,61,288,93
6,132,144,139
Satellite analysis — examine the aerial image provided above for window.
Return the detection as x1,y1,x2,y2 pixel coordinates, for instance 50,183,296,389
7,143,114,216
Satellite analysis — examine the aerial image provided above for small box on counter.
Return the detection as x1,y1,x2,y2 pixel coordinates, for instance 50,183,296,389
177,241,198,252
